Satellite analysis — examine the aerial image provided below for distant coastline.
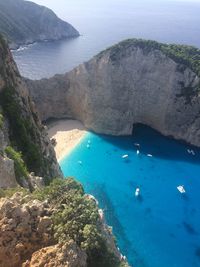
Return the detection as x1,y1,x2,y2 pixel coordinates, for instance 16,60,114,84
47,119,87,162
10,36,80,51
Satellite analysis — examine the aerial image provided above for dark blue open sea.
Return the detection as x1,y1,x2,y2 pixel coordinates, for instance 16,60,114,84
60,125,200,267
12,0,200,79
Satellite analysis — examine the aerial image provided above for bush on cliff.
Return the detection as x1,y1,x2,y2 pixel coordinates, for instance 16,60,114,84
5,146,28,185
0,86,44,175
0,113,3,129
33,178,123,267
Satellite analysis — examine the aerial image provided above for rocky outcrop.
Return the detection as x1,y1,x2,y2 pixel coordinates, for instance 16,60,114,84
27,39,200,146
0,156,17,188
0,179,127,267
0,0,79,49
0,192,87,267
0,193,53,267
24,242,87,267
0,35,62,188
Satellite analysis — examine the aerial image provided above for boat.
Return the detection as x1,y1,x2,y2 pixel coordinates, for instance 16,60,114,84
86,144,90,148
187,149,195,156
78,160,82,165
147,154,153,157
191,150,195,156
136,150,140,155
122,154,129,159
177,185,186,194
134,143,140,147
135,188,140,197
88,140,91,144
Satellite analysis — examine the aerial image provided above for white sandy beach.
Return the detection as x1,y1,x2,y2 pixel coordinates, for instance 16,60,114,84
48,119,87,162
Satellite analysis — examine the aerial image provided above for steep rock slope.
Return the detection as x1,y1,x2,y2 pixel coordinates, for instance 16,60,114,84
27,39,200,146
0,0,79,49
0,179,127,267
0,37,128,267
0,35,62,188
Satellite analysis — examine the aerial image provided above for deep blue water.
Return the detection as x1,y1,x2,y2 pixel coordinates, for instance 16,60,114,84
12,0,200,79
60,125,200,267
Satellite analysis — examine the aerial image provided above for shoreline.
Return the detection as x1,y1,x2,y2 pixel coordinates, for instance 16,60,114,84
47,119,87,162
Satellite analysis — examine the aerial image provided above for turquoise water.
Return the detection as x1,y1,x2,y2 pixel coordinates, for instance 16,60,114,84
60,125,200,267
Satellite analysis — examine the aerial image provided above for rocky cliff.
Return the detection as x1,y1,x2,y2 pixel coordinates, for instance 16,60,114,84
0,179,128,267
0,35,62,188
0,36,128,267
27,39,200,147
0,0,79,49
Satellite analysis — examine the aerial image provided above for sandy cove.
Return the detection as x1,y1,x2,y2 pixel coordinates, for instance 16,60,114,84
47,119,87,162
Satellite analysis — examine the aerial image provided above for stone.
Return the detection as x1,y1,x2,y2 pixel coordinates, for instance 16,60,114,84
0,155,17,188
27,39,200,147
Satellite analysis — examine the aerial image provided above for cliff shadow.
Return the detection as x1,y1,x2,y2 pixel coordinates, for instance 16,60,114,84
99,124,200,165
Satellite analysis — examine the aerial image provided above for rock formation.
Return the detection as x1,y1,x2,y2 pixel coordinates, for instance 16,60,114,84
0,179,127,267
0,0,79,49
27,39,200,146
0,35,62,188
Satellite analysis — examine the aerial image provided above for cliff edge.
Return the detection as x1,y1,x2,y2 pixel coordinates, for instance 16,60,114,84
27,39,200,147
0,35,62,188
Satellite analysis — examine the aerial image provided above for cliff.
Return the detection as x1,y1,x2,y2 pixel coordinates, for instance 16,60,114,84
0,0,79,49
0,35,62,188
27,39,200,147
0,36,128,267
0,179,128,267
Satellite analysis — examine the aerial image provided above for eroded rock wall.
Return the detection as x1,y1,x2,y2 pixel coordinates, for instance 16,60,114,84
0,36,62,188
27,40,200,146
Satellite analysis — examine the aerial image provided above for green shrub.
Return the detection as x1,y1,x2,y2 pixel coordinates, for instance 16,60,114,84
0,86,44,175
0,187,28,199
99,38,200,77
5,146,28,185
33,178,122,267
0,113,3,129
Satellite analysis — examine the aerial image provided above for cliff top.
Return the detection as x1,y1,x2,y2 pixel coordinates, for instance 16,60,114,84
97,38,200,77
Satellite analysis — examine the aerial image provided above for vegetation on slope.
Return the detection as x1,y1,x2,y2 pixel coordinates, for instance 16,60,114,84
33,178,123,267
97,38,200,104
0,178,128,267
0,86,45,176
0,113,3,129
98,38,200,77
5,146,28,186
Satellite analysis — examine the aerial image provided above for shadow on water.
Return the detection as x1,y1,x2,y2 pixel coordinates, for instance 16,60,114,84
99,124,200,165
91,184,148,267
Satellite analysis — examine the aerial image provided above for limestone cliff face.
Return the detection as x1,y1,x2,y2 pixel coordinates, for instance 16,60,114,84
0,0,79,49
0,36,62,188
27,39,200,146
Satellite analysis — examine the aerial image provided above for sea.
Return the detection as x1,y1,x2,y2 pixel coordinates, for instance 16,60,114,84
11,0,200,266
12,0,200,79
60,126,200,267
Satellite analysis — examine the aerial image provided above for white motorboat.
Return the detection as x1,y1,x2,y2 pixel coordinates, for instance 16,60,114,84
134,143,140,147
147,154,153,157
135,188,140,197
177,185,186,194
122,154,129,159
136,150,140,155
